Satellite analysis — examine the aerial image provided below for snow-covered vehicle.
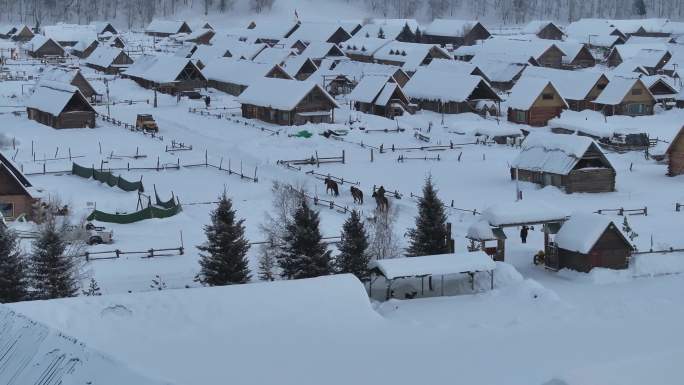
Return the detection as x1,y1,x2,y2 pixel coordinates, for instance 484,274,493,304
85,222,114,245
135,114,159,133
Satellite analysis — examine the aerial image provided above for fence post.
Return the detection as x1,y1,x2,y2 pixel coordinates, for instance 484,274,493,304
644,207,648,216
370,148,374,162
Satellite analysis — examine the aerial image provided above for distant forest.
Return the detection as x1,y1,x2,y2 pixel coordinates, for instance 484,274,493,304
0,0,681,28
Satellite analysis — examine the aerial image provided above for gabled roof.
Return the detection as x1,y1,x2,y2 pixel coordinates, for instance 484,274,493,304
286,22,351,43
341,36,391,56
555,212,632,254
229,21,298,41
85,45,128,68
26,35,62,52
373,41,449,72
593,77,653,105
199,36,267,61
39,67,82,85
469,57,528,83
180,28,215,42
43,23,96,42
554,41,592,62
473,37,565,62
72,38,98,52
355,20,417,40
252,47,296,65
424,19,481,37
300,42,345,60
281,55,318,78
425,58,486,80
521,66,606,101
0,151,32,196
124,55,205,83
26,80,93,116
403,67,498,103
146,20,191,34
610,44,670,66
640,75,678,94
348,74,394,104
512,132,611,175
90,21,118,35
566,19,625,38
507,77,567,110
321,60,406,83
203,58,291,86
521,21,562,36
238,78,338,110
566,34,623,48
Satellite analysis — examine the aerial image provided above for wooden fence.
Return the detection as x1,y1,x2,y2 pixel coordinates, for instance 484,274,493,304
82,246,184,261
595,207,648,216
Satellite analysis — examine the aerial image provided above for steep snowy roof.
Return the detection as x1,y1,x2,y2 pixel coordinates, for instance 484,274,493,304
373,41,448,72
404,67,496,103
507,77,567,110
555,41,591,62
370,252,495,279
521,21,561,35
26,80,90,116
253,46,296,65
90,21,117,34
511,132,606,175
470,57,527,83
555,212,629,254
348,75,393,103
286,22,350,43
323,60,404,82
566,34,622,48
145,20,190,34
43,23,96,42
565,19,622,38
124,55,203,83
39,67,80,84
466,219,502,241
355,21,414,40
594,77,652,105
612,44,669,63
300,42,345,59
610,18,669,34
238,77,338,110
482,199,570,227
425,58,481,76
72,38,98,52
424,19,480,37
473,37,565,61
26,35,58,51
203,58,289,86
521,66,605,101
341,36,391,56
85,45,126,68
281,55,318,78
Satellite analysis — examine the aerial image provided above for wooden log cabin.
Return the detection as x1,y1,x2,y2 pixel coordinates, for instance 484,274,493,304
0,151,39,220
122,55,206,94
521,21,564,40
348,75,409,118
666,126,684,176
26,35,65,58
145,20,192,37
40,67,97,99
521,67,609,112
238,78,339,126
549,213,633,272
26,81,96,129
556,42,596,68
203,59,292,96
85,46,134,74
422,19,491,47
511,132,616,193
592,77,655,116
71,39,99,58
0,24,34,41
403,68,500,114
507,78,568,126
371,41,451,74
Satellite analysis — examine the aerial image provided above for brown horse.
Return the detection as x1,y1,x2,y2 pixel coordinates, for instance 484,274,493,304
372,190,389,212
350,186,363,204
324,177,339,197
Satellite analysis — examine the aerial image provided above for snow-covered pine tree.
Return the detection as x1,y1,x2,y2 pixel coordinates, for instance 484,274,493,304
415,27,423,43
29,219,79,300
335,210,370,280
377,27,385,39
82,277,102,296
197,194,251,285
0,224,28,303
622,216,639,244
633,0,647,16
278,199,331,279
257,237,278,281
406,176,450,257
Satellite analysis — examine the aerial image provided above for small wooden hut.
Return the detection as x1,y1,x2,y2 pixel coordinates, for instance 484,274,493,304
26,35,65,58
348,75,409,118
85,46,134,74
422,19,491,47
666,126,684,176
26,81,96,129
507,78,568,126
592,77,655,116
0,151,38,220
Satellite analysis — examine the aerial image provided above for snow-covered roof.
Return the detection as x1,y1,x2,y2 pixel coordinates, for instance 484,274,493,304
593,77,652,105
425,58,481,77
26,35,60,52
253,46,296,65
39,67,80,85
403,67,496,103
610,18,669,34
208,35,268,60
612,44,669,66
521,66,605,101
321,60,404,83
469,57,527,83
229,21,298,41
555,212,629,254
355,21,415,40
482,199,570,227
203,58,289,86
300,42,345,60
26,80,90,116
640,75,678,94
145,20,190,34
238,77,338,110
281,55,317,78
85,45,127,68
370,252,495,279
43,23,96,43
566,34,622,48
565,19,623,38
512,132,607,176
72,38,98,52
548,110,646,139
286,22,350,43
373,41,448,72
507,77,567,110
466,219,503,241
348,74,393,103
424,19,480,37
341,36,391,56
626,36,674,45
521,21,561,35
179,28,214,42
124,55,203,83
472,37,565,62
555,41,591,62
90,21,117,35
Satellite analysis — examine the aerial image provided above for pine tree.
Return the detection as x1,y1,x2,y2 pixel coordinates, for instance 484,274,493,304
397,22,413,42
377,27,385,39
82,277,102,296
415,27,423,43
406,176,450,257
257,241,277,281
335,210,370,280
197,194,251,286
278,200,331,279
633,0,647,16
29,220,78,300
622,216,639,243
0,225,28,303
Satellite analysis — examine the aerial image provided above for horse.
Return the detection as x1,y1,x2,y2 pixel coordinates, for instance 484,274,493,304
372,190,389,212
324,177,339,197
350,186,363,204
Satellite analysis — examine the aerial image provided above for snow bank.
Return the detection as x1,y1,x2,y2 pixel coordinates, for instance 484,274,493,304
0,306,167,385
632,252,684,277
482,200,569,227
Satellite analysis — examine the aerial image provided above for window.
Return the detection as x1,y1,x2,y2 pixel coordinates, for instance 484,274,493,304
542,93,554,100
631,88,643,96
0,202,13,218
626,103,647,115
515,110,526,122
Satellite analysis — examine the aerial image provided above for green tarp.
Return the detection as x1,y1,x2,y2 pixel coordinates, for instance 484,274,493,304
155,191,177,209
86,200,182,224
72,163,144,192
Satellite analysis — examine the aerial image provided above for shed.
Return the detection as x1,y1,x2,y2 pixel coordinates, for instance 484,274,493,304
511,132,616,193
592,77,655,116
0,151,38,220
640,75,678,103
507,77,568,126
372,41,451,73
521,66,609,111
422,19,491,47
183,28,215,45
285,22,352,44
300,42,346,66
348,75,409,118
40,67,96,99
369,252,496,300
0,24,34,41
123,55,206,94
203,59,292,95
551,212,633,272
341,36,391,62
42,24,97,46
238,78,339,126
522,21,564,40
26,35,65,58
26,81,96,129
71,38,99,58
90,21,118,36
555,41,596,68
145,20,192,37
85,45,134,74
666,126,684,176
404,68,500,114
281,55,318,80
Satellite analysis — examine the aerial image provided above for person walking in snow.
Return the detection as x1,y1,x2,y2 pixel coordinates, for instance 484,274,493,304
520,225,529,244
204,95,211,108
